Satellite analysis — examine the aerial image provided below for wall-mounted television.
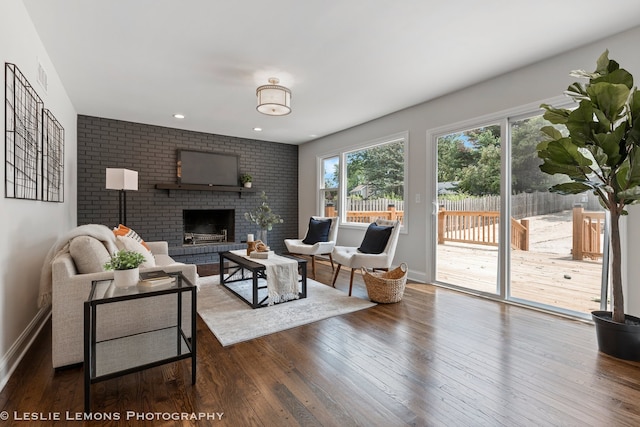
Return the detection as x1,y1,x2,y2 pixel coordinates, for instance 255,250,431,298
177,149,239,186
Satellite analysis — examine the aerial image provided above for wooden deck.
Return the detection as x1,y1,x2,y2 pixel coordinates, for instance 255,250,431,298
437,242,603,314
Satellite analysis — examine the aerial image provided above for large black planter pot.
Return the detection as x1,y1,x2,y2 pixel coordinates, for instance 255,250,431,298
592,311,640,361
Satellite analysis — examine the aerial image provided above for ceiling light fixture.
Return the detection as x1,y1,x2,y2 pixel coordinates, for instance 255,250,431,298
173,113,185,119
256,77,291,116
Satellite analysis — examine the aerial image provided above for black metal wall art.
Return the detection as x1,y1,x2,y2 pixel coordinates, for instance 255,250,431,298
5,63,64,201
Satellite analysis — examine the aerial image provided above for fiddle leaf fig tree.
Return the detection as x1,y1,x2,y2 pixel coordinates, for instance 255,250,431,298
538,50,640,324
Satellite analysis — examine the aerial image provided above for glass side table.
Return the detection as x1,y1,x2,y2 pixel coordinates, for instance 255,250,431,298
83,271,196,414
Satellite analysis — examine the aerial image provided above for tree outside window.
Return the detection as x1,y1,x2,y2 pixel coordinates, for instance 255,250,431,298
344,138,406,224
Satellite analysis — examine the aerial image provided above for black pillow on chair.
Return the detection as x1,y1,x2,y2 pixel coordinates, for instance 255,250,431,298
358,223,393,254
302,218,332,244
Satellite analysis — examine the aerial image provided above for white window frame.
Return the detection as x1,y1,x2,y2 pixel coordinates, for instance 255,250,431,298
427,96,597,317
317,131,409,231
318,154,340,219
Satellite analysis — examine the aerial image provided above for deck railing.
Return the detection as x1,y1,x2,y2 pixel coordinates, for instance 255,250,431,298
325,205,404,224
437,209,529,250
330,203,602,257
572,206,605,260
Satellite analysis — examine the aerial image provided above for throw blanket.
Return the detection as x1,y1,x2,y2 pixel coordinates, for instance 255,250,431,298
38,224,119,308
230,250,299,305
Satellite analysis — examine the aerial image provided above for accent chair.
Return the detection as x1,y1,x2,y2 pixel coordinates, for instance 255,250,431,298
284,216,339,279
331,219,401,296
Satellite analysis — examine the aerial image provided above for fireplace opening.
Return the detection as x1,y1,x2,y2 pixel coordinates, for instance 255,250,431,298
183,209,234,245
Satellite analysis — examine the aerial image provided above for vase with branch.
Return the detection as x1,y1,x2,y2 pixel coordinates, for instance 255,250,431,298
244,191,283,246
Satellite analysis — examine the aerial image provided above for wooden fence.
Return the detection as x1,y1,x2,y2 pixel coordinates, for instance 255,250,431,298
439,191,601,219
346,198,405,212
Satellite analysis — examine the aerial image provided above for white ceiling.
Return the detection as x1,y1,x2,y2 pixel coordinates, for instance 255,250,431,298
21,0,640,145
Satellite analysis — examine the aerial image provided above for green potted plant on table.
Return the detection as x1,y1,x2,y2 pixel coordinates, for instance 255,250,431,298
104,250,146,288
244,191,283,245
240,173,253,188
537,50,640,360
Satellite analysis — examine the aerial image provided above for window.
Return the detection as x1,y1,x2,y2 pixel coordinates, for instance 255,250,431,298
320,156,339,218
319,132,407,227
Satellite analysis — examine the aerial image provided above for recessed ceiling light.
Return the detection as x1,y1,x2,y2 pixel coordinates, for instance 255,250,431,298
173,113,185,119
253,127,262,132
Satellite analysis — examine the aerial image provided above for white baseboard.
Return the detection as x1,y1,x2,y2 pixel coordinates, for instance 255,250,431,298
0,307,51,392
406,268,427,284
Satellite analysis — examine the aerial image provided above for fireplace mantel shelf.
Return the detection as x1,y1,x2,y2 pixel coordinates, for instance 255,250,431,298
155,183,257,197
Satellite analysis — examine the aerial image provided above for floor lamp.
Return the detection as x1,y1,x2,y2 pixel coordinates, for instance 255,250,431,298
106,168,138,226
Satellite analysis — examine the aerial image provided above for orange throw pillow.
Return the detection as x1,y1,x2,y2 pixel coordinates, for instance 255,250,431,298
112,224,150,251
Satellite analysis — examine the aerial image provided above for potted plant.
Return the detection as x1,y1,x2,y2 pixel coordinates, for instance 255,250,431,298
240,173,253,188
104,250,146,288
537,50,640,360
244,191,283,245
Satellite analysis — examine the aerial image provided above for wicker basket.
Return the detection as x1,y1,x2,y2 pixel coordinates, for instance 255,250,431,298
362,263,408,303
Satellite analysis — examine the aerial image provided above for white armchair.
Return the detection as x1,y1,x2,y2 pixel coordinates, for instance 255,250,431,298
284,216,339,279
331,219,401,296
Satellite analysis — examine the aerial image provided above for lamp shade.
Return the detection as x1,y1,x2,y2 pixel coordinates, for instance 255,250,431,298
106,168,138,191
256,78,291,116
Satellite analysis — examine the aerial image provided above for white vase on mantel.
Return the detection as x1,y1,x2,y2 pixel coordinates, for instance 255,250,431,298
244,182,252,188
113,268,140,288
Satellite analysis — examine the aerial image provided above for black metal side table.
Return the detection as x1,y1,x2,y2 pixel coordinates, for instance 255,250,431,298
83,271,196,414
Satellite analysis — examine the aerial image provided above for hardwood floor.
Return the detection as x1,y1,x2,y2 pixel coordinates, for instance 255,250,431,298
2,259,640,426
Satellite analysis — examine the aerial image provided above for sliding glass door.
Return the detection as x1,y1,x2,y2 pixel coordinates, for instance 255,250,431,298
436,124,501,295
508,114,605,313
434,110,605,317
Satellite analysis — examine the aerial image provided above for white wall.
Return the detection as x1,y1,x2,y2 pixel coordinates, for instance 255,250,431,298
0,0,77,390
299,26,640,314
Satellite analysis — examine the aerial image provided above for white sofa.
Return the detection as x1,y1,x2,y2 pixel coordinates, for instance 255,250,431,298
50,236,198,369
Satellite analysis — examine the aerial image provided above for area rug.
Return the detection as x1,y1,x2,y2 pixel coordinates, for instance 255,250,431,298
196,275,376,346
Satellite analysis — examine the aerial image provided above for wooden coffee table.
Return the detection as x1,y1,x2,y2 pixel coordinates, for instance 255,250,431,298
219,251,307,308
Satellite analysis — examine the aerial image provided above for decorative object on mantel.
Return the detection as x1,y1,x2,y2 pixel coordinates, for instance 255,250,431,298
244,191,283,246
106,168,138,226
240,173,253,188
103,249,146,288
256,77,291,116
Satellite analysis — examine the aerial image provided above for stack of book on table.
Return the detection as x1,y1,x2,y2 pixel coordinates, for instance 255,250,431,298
138,271,176,288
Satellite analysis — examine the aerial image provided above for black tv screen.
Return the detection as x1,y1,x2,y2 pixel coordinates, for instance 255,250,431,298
177,149,239,186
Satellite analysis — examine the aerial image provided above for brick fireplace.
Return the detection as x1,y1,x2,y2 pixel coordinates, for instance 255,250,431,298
76,115,299,266
183,209,234,245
